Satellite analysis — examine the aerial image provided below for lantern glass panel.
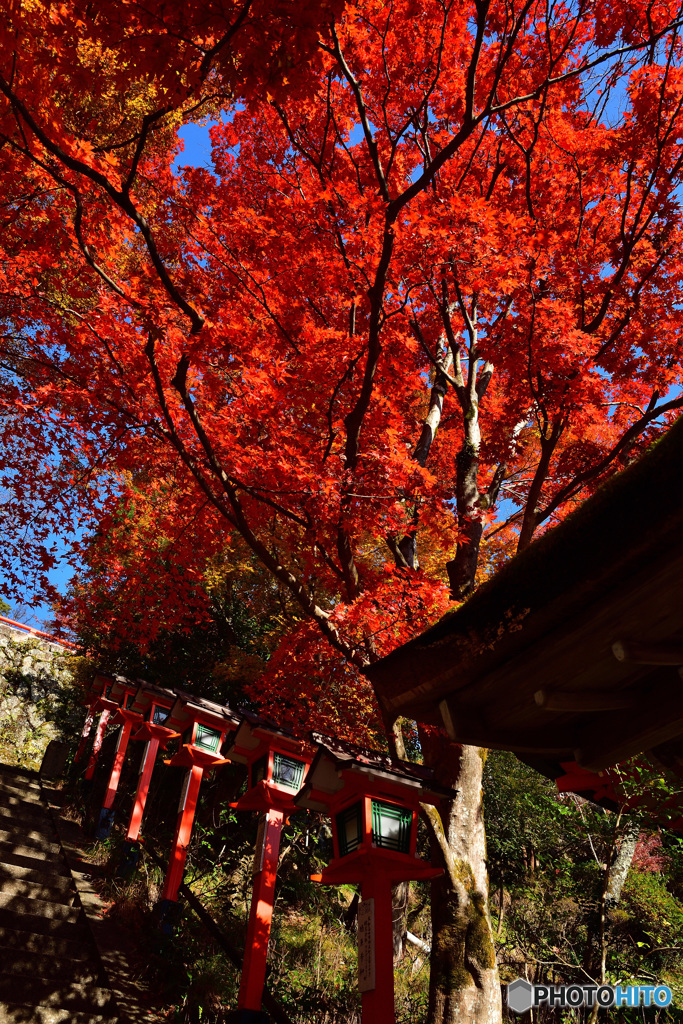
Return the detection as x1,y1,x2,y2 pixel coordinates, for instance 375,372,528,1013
152,704,170,725
125,693,136,710
194,723,222,753
272,753,305,791
336,802,363,857
371,800,412,853
105,683,113,698
250,754,269,789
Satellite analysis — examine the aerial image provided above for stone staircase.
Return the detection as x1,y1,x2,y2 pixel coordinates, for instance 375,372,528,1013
0,764,120,1023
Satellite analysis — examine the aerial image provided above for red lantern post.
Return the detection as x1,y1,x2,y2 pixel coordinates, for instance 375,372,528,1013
84,677,119,783
74,706,96,763
227,713,314,1019
295,734,455,1024
117,684,183,874
157,693,239,926
74,673,111,763
96,678,142,837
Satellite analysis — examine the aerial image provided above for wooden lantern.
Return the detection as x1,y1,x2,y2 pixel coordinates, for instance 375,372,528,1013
114,682,181,873
95,676,143,837
295,733,454,1024
74,673,111,763
227,713,314,1018
82,674,120,783
158,691,239,910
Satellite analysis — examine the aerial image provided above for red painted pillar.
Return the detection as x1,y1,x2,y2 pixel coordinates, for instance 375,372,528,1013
161,764,204,903
238,808,284,1011
359,873,395,1024
74,707,95,762
85,709,110,781
126,738,160,843
102,719,134,811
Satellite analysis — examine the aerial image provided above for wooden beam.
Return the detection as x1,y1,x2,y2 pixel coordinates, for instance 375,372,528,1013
612,640,683,665
438,696,576,757
534,688,636,712
575,670,683,771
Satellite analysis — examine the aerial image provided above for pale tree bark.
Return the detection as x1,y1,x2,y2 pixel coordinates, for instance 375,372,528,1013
392,881,410,961
605,817,639,908
587,815,639,1024
439,286,510,602
420,736,502,1024
389,332,454,571
399,291,517,1024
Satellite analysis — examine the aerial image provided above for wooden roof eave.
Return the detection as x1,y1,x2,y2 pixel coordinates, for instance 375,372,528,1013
366,415,683,771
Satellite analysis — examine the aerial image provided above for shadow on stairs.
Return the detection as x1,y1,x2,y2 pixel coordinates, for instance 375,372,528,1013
0,761,157,1024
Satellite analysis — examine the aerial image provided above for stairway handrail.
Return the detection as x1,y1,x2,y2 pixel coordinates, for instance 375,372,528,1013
0,615,78,650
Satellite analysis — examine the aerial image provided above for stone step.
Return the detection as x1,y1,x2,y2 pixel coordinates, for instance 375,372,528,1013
0,815,58,842
0,786,48,811
0,1002,119,1024
0,925,94,961
0,903,88,941
0,827,62,852
0,778,43,801
0,802,54,827
0,862,73,890
0,876,77,905
0,946,104,985
0,891,82,922
39,782,67,806
0,973,115,1014
0,840,67,868
0,764,38,783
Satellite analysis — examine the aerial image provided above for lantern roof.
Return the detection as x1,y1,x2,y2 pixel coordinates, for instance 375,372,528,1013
295,733,456,813
165,688,240,736
84,672,113,701
227,710,313,764
106,674,140,705
366,415,683,775
127,680,177,717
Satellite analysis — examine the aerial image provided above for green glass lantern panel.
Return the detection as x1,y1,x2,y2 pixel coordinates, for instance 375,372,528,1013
152,704,170,725
371,800,412,853
272,753,305,791
250,754,269,789
337,802,363,858
105,683,113,698
194,723,222,753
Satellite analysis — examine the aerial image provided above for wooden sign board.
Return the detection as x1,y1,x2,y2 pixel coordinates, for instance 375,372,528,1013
358,898,376,992
252,814,267,876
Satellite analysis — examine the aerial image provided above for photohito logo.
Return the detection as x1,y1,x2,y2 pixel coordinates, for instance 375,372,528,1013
506,978,672,1013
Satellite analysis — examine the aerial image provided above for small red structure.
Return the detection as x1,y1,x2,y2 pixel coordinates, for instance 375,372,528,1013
74,673,111,764
96,676,143,837
555,761,620,808
295,733,454,1024
158,692,239,914
83,675,118,783
227,713,314,1017
123,683,179,845
556,760,683,830
113,682,181,876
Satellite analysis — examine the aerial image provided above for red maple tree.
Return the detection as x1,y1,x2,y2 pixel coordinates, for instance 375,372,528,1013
3,1,683,1020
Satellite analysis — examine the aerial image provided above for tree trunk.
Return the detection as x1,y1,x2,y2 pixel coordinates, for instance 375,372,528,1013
496,879,504,936
446,507,484,601
392,881,410,962
605,818,639,908
421,736,502,1024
